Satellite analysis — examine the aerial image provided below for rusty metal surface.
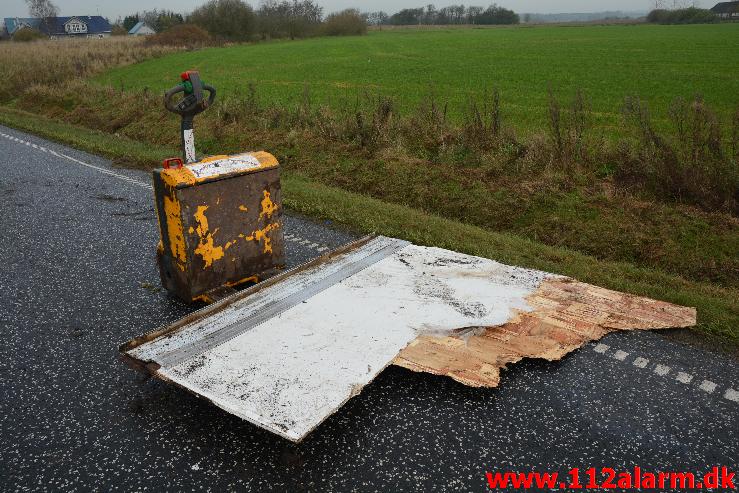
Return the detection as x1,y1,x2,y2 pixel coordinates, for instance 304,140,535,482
153,154,285,302
393,278,698,387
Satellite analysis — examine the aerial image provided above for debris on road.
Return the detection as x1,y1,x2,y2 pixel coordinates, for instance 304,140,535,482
120,235,696,442
395,277,696,387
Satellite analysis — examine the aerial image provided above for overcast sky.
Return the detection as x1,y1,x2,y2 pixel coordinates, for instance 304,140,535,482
1,0,662,20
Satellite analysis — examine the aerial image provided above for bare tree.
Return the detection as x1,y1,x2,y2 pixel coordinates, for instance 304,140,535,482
366,11,389,26
423,4,437,24
26,0,58,34
467,6,484,23
190,0,254,40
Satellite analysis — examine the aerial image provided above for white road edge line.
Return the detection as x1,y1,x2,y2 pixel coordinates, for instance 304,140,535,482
0,130,333,253
0,131,151,190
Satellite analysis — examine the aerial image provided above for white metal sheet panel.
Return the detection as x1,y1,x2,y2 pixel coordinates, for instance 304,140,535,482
127,238,553,442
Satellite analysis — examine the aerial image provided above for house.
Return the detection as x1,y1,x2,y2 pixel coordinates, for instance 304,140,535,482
2,17,42,38
711,1,739,18
1,16,111,39
44,16,112,38
128,21,155,36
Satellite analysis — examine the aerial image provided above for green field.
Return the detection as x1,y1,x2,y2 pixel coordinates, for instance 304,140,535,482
99,24,739,131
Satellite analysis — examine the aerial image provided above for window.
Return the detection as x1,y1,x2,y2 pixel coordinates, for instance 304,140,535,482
65,21,87,34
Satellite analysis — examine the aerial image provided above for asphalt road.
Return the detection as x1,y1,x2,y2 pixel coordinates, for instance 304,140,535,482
0,125,737,492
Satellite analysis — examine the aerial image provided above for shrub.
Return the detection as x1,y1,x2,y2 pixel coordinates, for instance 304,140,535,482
473,5,520,25
322,9,368,36
256,0,323,40
13,28,45,42
546,87,592,166
647,7,717,24
145,24,213,48
617,95,737,213
190,0,255,41
111,25,128,36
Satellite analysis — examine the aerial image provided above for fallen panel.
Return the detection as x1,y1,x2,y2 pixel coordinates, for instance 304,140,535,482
394,278,696,387
121,236,554,442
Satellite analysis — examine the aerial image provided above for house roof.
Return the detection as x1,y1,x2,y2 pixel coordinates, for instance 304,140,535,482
711,1,739,13
3,17,42,34
128,21,152,34
42,16,112,35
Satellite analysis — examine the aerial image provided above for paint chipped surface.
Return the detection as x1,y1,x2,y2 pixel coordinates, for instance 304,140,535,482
236,222,281,254
192,205,224,268
163,194,186,270
394,278,697,387
259,190,278,219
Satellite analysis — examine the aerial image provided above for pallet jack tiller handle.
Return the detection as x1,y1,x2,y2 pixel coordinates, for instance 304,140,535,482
163,71,216,164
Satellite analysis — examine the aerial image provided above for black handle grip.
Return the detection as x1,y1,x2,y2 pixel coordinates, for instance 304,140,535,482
163,85,186,114
203,84,216,109
163,84,217,117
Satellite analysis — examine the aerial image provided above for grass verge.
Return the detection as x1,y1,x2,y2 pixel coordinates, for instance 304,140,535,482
0,106,736,344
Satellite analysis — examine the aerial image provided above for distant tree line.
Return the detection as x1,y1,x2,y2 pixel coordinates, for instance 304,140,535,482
646,7,718,24
117,0,520,44
365,4,520,26
117,0,365,41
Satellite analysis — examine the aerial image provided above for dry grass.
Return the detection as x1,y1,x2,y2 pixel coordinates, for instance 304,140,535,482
0,37,179,102
13,78,737,288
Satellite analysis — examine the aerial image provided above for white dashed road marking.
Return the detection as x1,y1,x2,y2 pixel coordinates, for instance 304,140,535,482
593,343,610,354
633,357,649,368
699,380,717,394
676,372,693,384
592,343,735,405
613,350,629,361
0,130,332,254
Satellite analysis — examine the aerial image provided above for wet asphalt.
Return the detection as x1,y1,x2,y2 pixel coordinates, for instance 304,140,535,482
0,124,737,492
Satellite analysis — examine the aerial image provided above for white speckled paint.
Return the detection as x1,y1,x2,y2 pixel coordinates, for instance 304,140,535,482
129,238,552,442
187,153,262,179
183,129,196,163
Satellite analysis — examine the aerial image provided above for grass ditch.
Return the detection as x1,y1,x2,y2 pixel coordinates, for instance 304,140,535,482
0,106,737,345
12,79,738,290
